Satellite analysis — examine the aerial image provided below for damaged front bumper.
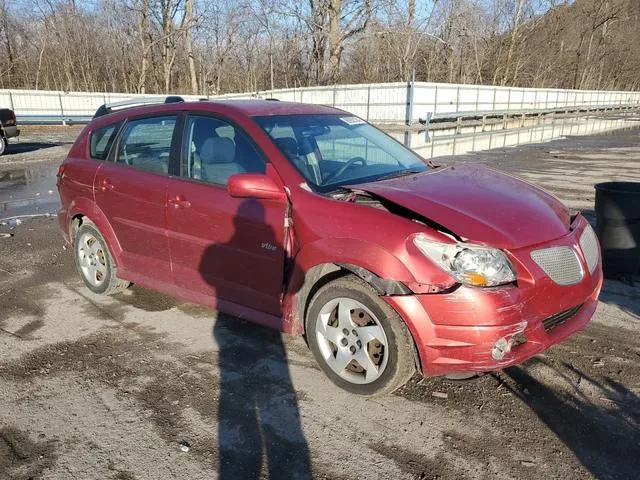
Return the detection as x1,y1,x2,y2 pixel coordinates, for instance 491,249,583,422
384,217,603,377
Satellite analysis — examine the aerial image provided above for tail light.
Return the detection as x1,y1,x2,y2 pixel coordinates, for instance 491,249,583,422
56,164,66,187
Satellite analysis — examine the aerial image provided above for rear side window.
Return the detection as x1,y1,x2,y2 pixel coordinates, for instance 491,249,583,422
117,116,177,175
89,123,119,160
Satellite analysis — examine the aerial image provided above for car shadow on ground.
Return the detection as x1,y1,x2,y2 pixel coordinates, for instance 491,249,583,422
200,199,312,480
502,358,640,479
3,141,66,156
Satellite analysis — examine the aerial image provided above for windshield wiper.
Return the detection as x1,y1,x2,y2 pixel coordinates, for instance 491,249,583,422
323,186,352,197
373,168,424,182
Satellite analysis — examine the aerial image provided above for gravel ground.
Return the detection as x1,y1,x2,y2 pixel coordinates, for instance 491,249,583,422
0,124,639,480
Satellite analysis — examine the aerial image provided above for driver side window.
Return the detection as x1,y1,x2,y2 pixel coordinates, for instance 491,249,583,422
181,115,266,186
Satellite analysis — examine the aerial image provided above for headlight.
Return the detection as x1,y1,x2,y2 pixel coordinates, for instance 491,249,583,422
413,234,516,287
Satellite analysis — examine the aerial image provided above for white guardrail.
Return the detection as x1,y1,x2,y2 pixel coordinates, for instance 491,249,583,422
1,82,639,125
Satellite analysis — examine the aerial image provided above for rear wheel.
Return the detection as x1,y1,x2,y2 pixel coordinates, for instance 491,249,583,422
74,221,129,295
306,275,416,396
0,135,6,156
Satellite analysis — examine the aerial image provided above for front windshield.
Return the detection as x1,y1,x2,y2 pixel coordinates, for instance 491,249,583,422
254,114,429,193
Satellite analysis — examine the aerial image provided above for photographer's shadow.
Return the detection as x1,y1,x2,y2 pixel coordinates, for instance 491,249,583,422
200,199,311,479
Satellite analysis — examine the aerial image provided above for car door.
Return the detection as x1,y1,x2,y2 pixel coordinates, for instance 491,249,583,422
166,113,287,316
93,114,178,284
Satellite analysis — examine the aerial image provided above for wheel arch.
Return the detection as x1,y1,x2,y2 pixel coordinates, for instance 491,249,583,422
68,199,123,265
282,238,422,371
284,238,416,330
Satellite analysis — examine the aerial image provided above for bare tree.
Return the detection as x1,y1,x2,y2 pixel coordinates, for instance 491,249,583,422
184,0,198,94
0,0,638,95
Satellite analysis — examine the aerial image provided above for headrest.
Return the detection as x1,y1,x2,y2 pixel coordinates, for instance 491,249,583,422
201,137,235,164
275,137,298,157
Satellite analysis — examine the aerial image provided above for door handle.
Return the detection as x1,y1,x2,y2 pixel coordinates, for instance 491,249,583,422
168,195,191,209
100,178,114,192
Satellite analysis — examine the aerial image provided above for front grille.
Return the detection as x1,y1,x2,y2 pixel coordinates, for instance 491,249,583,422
579,224,599,274
531,246,584,285
543,305,583,332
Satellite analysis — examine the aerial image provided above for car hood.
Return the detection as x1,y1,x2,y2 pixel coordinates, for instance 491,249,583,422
353,164,571,249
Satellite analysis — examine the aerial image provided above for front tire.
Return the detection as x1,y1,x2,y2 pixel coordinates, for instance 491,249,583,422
74,221,129,295
306,275,416,396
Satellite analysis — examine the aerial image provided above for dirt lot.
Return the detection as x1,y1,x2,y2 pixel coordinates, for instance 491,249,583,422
0,125,639,480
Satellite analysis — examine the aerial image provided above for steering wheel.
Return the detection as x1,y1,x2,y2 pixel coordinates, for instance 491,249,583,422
324,156,367,183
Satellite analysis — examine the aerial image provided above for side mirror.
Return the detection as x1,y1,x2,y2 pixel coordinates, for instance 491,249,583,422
227,173,287,202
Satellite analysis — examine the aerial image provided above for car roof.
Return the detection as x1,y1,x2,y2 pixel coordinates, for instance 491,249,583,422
92,99,345,126
208,99,343,116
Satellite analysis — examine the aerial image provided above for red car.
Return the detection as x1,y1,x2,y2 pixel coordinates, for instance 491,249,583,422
57,98,603,395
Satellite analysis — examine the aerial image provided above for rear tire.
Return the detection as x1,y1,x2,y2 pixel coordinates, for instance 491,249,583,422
74,221,129,295
306,275,416,396
0,135,6,156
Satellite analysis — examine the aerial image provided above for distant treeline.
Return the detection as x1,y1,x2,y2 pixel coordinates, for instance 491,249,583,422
0,0,637,95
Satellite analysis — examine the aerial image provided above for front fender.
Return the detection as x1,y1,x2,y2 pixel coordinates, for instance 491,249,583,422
293,237,416,286
280,237,417,335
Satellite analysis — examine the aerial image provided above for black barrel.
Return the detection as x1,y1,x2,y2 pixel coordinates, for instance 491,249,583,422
594,182,640,279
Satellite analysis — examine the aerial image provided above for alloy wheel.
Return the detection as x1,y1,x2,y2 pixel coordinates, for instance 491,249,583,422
77,231,108,287
315,297,389,384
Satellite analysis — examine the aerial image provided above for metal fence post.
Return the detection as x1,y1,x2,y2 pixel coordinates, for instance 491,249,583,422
434,85,439,115
366,85,371,122
456,85,461,113
475,87,480,112
492,87,497,112
423,112,432,143
332,85,336,107
471,127,476,152
507,88,512,112
8,91,14,111
405,69,415,126
403,130,411,148
58,93,66,126
545,90,549,110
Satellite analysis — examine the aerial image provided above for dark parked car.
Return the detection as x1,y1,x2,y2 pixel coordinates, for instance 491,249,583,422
0,108,19,155
57,97,602,395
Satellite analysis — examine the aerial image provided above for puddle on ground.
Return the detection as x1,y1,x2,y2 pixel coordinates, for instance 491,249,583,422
0,165,60,219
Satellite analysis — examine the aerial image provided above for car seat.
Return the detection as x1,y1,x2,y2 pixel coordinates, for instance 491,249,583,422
200,137,245,184
275,137,316,181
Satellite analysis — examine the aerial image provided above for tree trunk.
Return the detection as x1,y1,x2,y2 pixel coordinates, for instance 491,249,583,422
401,0,416,82
502,0,526,86
184,0,198,94
137,0,150,94
327,0,343,84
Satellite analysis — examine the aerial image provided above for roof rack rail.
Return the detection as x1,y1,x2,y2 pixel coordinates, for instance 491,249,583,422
93,96,185,118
